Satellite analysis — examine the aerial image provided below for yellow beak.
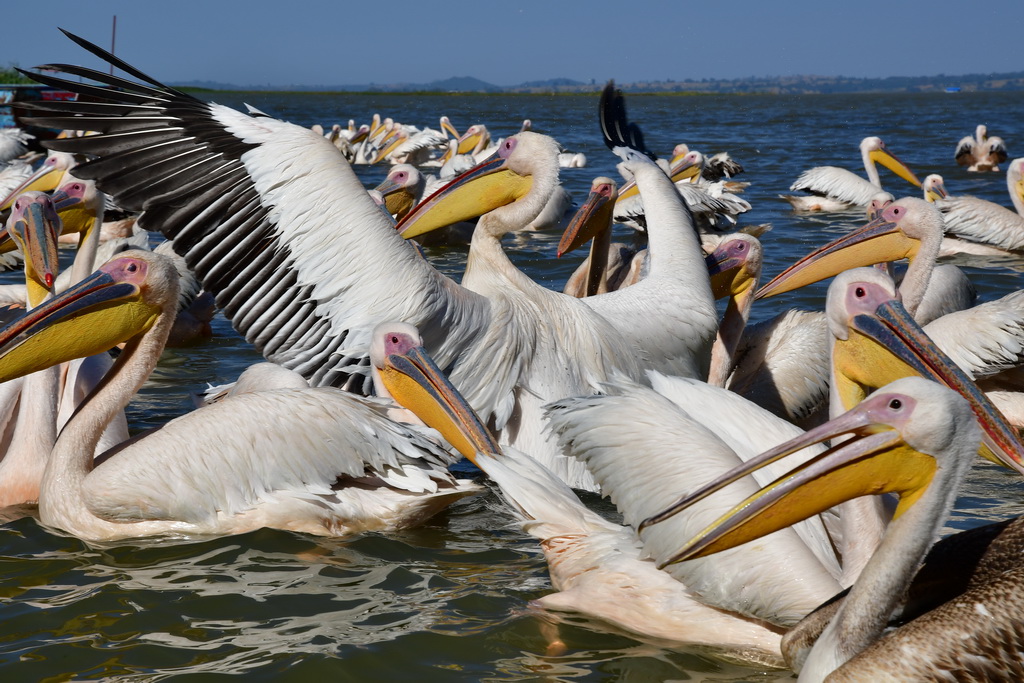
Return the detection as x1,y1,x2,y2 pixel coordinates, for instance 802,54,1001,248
378,345,501,465
869,147,922,188
649,383,948,565
395,155,532,239
756,215,920,299
0,257,160,382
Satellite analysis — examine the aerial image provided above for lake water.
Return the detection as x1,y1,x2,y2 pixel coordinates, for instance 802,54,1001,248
1,90,1023,682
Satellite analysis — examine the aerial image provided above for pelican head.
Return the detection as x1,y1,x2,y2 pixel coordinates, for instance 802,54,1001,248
0,151,80,214
860,136,922,188
456,124,490,155
370,322,500,464
556,176,617,257
756,198,940,300
6,192,61,302
0,251,179,383
374,165,424,220
826,268,1024,473
922,174,948,202
645,377,977,566
396,132,557,239
704,233,762,302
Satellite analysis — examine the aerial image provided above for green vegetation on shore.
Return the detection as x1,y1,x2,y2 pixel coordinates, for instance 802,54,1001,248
0,65,38,85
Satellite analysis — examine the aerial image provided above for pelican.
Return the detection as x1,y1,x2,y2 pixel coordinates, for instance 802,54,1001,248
922,173,948,203
648,377,1024,681
704,233,830,426
756,198,1021,380
0,250,503,542
813,268,1024,476
22,38,716,492
0,191,61,507
935,157,1024,254
782,136,921,212
955,124,1008,172
557,176,641,298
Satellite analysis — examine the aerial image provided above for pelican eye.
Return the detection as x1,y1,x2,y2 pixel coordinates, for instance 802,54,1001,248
888,398,902,410
855,286,866,298
126,263,138,273
391,335,399,344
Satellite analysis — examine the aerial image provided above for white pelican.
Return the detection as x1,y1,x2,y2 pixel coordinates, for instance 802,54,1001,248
935,157,1024,254
23,42,716,492
703,233,830,426
782,136,921,212
955,124,1008,172
756,198,1021,380
650,377,1024,681
557,177,641,298
374,164,440,221
0,191,61,507
922,173,947,203
0,250,501,542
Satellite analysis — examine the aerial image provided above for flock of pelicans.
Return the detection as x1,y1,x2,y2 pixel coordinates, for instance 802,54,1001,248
0,30,1023,680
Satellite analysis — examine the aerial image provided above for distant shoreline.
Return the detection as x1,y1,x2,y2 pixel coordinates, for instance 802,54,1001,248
179,87,1023,97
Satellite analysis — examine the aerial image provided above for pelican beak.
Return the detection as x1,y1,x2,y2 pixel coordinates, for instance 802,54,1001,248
0,257,160,382
650,390,936,565
378,345,501,465
557,187,614,257
869,147,922,188
756,215,919,299
374,177,415,218
7,193,61,297
840,299,1024,473
395,153,533,238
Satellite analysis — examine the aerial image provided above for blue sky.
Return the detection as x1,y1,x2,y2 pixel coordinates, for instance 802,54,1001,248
6,1,1024,88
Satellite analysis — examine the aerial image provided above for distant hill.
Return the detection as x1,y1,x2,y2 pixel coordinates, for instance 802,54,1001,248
170,71,1024,94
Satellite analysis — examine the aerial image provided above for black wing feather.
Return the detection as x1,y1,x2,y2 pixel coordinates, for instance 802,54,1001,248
598,81,657,161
